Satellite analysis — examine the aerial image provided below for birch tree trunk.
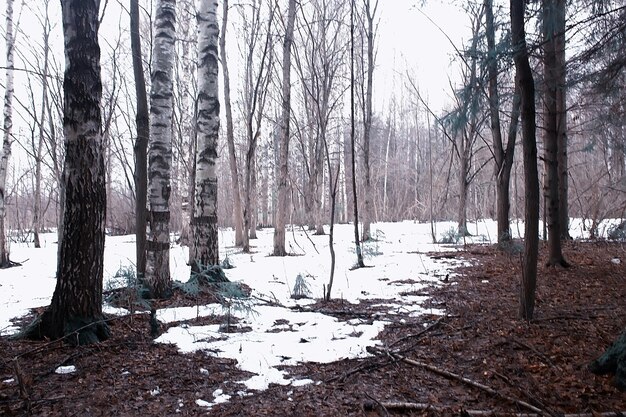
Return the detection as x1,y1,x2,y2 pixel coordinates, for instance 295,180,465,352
220,0,244,247
273,0,297,256
0,0,15,266
512,0,540,320
191,0,220,270
131,0,148,278
146,0,176,298
24,0,110,344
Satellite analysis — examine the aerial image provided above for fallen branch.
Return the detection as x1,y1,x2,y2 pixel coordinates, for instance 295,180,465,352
363,402,626,417
389,317,444,348
367,346,546,415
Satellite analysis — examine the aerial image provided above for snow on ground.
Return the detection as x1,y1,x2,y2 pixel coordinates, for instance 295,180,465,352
0,218,620,409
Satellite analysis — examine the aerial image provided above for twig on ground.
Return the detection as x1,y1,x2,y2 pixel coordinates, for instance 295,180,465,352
367,346,547,416
363,402,626,417
364,393,390,417
389,316,444,348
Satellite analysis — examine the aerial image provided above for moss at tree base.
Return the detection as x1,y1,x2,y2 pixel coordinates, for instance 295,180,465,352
17,309,110,346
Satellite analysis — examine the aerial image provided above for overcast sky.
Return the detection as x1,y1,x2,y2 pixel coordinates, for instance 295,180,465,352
376,0,470,113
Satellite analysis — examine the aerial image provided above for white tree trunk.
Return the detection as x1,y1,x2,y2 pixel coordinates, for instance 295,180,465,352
146,0,176,298
191,0,219,270
0,0,15,265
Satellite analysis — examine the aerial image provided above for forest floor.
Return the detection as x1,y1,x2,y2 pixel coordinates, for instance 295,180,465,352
1,240,625,416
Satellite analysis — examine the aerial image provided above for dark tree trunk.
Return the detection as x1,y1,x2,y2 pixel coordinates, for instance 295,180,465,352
589,329,626,391
555,0,570,240
485,0,519,243
350,0,364,268
23,0,110,345
542,0,569,267
511,0,540,321
131,0,148,279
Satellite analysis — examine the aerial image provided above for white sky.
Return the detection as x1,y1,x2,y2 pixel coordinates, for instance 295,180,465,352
376,0,470,112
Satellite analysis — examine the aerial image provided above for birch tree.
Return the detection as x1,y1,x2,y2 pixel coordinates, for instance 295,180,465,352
191,0,220,269
0,0,16,266
273,0,297,256
24,0,110,344
146,0,176,298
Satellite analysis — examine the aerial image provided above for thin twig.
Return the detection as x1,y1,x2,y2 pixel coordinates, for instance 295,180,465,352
363,402,626,417
368,346,547,416
389,317,444,348
364,393,390,417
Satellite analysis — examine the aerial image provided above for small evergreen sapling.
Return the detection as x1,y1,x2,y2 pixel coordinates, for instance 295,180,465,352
291,273,312,300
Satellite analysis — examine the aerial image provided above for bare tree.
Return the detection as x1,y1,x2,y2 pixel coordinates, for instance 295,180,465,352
239,0,275,252
349,0,365,267
191,0,220,269
220,0,244,247
484,0,520,243
511,0,540,320
146,0,176,298
31,0,55,249
542,0,569,266
294,0,347,236
358,0,377,241
273,0,297,256
131,0,149,278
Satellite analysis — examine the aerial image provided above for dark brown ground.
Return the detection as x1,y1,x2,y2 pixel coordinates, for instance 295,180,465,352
1,240,625,416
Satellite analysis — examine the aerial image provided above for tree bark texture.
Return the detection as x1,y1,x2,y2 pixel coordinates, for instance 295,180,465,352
0,0,15,266
191,0,220,271
146,0,176,298
273,0,297,256
27,0,110,344
555,0,569,240
542,0,568,267
220,0,244,247
511,0,540,320
131,0,149,279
